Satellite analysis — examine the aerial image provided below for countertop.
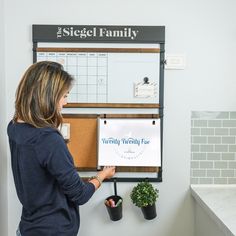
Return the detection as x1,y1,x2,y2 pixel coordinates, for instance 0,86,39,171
191,185,236,236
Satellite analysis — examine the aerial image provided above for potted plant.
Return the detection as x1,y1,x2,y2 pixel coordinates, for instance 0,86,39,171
130,181,159,220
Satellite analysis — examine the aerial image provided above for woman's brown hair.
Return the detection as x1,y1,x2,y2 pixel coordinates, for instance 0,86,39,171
14,61,74,128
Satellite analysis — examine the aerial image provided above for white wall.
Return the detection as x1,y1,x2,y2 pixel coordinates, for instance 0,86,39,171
2,0,236,236
0,0,8,235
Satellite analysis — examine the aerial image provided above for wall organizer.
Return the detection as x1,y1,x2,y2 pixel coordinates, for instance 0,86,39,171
32,24,165,182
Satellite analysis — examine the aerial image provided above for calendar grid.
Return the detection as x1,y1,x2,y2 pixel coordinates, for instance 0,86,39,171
37,52,108,103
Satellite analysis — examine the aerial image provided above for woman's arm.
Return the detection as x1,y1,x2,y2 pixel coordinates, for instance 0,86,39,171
89,166,116,189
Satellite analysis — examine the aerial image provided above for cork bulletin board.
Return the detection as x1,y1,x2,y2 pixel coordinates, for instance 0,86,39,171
63,114,160,174
63,115,97,170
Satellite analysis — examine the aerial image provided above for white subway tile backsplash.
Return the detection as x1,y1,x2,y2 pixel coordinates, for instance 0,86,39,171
228,178,236,184
214,161,228,169
207,153,221,160
200,161,213,169
208,120,222,127
228,162,236,169
215,128,229,135
222,136,235,144
230,128,236,135
190,178,199,184
191,111,236,184
221,169,234,177
200,144,214,152
191,161,200,168
193,169,206,177
216,112,229,119
230,112,236,119
193,136,207,144
214,145,228,152
207,169,220,177
191,144,200,152
191,128,201,135
207,136,221,144
222,153,235,160
199,178,213,184
201,128,214,135
228,145,236,152
223,120,236,127
214,178,227,184
192,153,206,160
194,120,207,127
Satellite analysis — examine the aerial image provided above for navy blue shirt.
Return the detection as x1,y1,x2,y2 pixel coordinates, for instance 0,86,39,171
7,121,95,236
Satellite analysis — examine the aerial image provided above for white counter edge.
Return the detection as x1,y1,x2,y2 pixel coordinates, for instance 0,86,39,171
190,185,235,236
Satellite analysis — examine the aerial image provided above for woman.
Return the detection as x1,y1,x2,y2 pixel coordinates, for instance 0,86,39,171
7,61,115,236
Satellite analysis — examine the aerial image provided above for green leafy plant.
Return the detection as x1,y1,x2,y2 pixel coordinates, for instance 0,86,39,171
130,181,159,208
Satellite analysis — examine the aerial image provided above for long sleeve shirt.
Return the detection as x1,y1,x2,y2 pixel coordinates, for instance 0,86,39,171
7,121,95,236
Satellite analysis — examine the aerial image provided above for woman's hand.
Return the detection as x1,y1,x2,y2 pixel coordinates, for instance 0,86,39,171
89,166,116,190
98,166,116,180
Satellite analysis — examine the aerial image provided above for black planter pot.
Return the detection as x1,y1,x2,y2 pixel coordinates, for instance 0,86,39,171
141,204,157,220
105,195,123,221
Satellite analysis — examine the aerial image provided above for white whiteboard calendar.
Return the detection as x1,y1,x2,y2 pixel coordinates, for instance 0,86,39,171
37,51,108,103
36,49,160,104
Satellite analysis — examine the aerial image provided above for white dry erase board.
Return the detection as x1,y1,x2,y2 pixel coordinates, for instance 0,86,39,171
36,46,160,105
98,118,161,167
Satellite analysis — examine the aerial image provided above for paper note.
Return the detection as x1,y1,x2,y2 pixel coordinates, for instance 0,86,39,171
98,119,161,167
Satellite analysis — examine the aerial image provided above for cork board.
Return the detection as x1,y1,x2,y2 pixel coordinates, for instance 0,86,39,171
62,114,159,173
63,115,97,170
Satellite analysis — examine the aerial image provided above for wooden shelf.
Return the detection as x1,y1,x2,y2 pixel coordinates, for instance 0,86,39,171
37,47,160,53
64,103,160,109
